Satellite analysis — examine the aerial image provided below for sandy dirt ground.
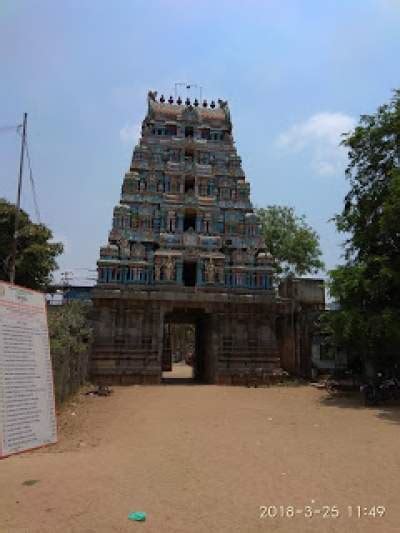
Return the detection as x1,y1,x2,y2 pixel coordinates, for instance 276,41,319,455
162,360,193,379
1,383,400,533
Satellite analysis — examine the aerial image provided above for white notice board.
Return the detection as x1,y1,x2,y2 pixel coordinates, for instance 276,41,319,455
0,281,57,458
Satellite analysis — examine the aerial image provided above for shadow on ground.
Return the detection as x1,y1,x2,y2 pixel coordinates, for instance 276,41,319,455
318,389,400,424
161,377,208,385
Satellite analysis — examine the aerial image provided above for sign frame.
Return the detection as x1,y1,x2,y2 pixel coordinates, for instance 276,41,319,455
0,281,57,459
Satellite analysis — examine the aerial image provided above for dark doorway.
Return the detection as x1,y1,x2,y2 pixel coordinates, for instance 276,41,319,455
201,128,210,140
184,149,194,161
165,124,177,136
162,309,212,384
185,126,194,138
185,176,195,193
183,261,197,286
183,209,196,231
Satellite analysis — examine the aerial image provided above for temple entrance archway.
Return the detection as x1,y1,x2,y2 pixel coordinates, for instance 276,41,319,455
162,309,213,383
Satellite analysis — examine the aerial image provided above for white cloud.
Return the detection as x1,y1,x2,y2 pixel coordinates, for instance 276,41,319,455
276,112,356,177
119,122,142,144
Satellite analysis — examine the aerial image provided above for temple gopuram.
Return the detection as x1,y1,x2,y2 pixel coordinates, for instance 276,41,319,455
91,90,302,384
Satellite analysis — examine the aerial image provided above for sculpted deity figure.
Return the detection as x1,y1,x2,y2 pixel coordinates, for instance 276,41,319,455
131,243,145,259
148,90,157,102
155,262,161,281
218,99,232,131
147,90,158,115
164,256,175,281
205,259,216,283
119,237,130,258
148,174,157,192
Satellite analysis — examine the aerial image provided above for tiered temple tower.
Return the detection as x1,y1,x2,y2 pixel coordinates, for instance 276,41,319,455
98,91,274,290
91,90,282,384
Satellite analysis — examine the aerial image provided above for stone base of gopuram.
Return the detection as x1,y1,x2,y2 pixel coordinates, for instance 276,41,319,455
90,286,284,385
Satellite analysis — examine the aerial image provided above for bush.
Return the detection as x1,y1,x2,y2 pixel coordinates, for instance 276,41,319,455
47,301,93,404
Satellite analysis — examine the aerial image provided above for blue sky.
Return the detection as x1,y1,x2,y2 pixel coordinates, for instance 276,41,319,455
1,0,399,285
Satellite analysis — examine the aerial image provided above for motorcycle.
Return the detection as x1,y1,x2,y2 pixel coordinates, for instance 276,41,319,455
360,375,400,406
360,382,380,406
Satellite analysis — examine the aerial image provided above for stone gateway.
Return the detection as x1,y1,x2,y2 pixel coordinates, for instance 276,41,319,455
91,91,291,384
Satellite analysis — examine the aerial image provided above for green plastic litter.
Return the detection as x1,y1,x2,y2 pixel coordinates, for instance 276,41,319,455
128,511,147,522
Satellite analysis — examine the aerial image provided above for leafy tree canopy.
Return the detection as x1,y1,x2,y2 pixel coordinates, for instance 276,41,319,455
256,205,324,277
48,301,92,355
0,198,63,290
327,90,400,368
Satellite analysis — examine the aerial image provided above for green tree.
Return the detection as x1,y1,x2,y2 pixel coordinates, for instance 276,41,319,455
256,205,324,277
327,90,400,372
48,301,93,356
0,198,63,289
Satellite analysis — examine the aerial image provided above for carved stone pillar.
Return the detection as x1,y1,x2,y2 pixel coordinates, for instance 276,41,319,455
196,260,203,286
176,260,183,284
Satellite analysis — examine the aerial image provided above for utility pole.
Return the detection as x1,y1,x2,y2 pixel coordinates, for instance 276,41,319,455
9,112,28,284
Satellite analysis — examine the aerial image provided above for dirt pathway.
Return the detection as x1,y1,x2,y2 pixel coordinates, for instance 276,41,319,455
1,384,399,532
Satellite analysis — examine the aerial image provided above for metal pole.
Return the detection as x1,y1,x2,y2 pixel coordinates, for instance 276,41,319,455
9,112,27,284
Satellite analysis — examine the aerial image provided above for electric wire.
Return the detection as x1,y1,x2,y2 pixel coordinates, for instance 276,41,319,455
0,124,20,133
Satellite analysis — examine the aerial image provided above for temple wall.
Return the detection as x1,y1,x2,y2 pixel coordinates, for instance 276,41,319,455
214,310,280,385
91,298,162,384
90,289,282,385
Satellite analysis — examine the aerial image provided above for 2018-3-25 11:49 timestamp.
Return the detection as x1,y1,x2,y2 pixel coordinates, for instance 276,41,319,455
259,504,386,519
